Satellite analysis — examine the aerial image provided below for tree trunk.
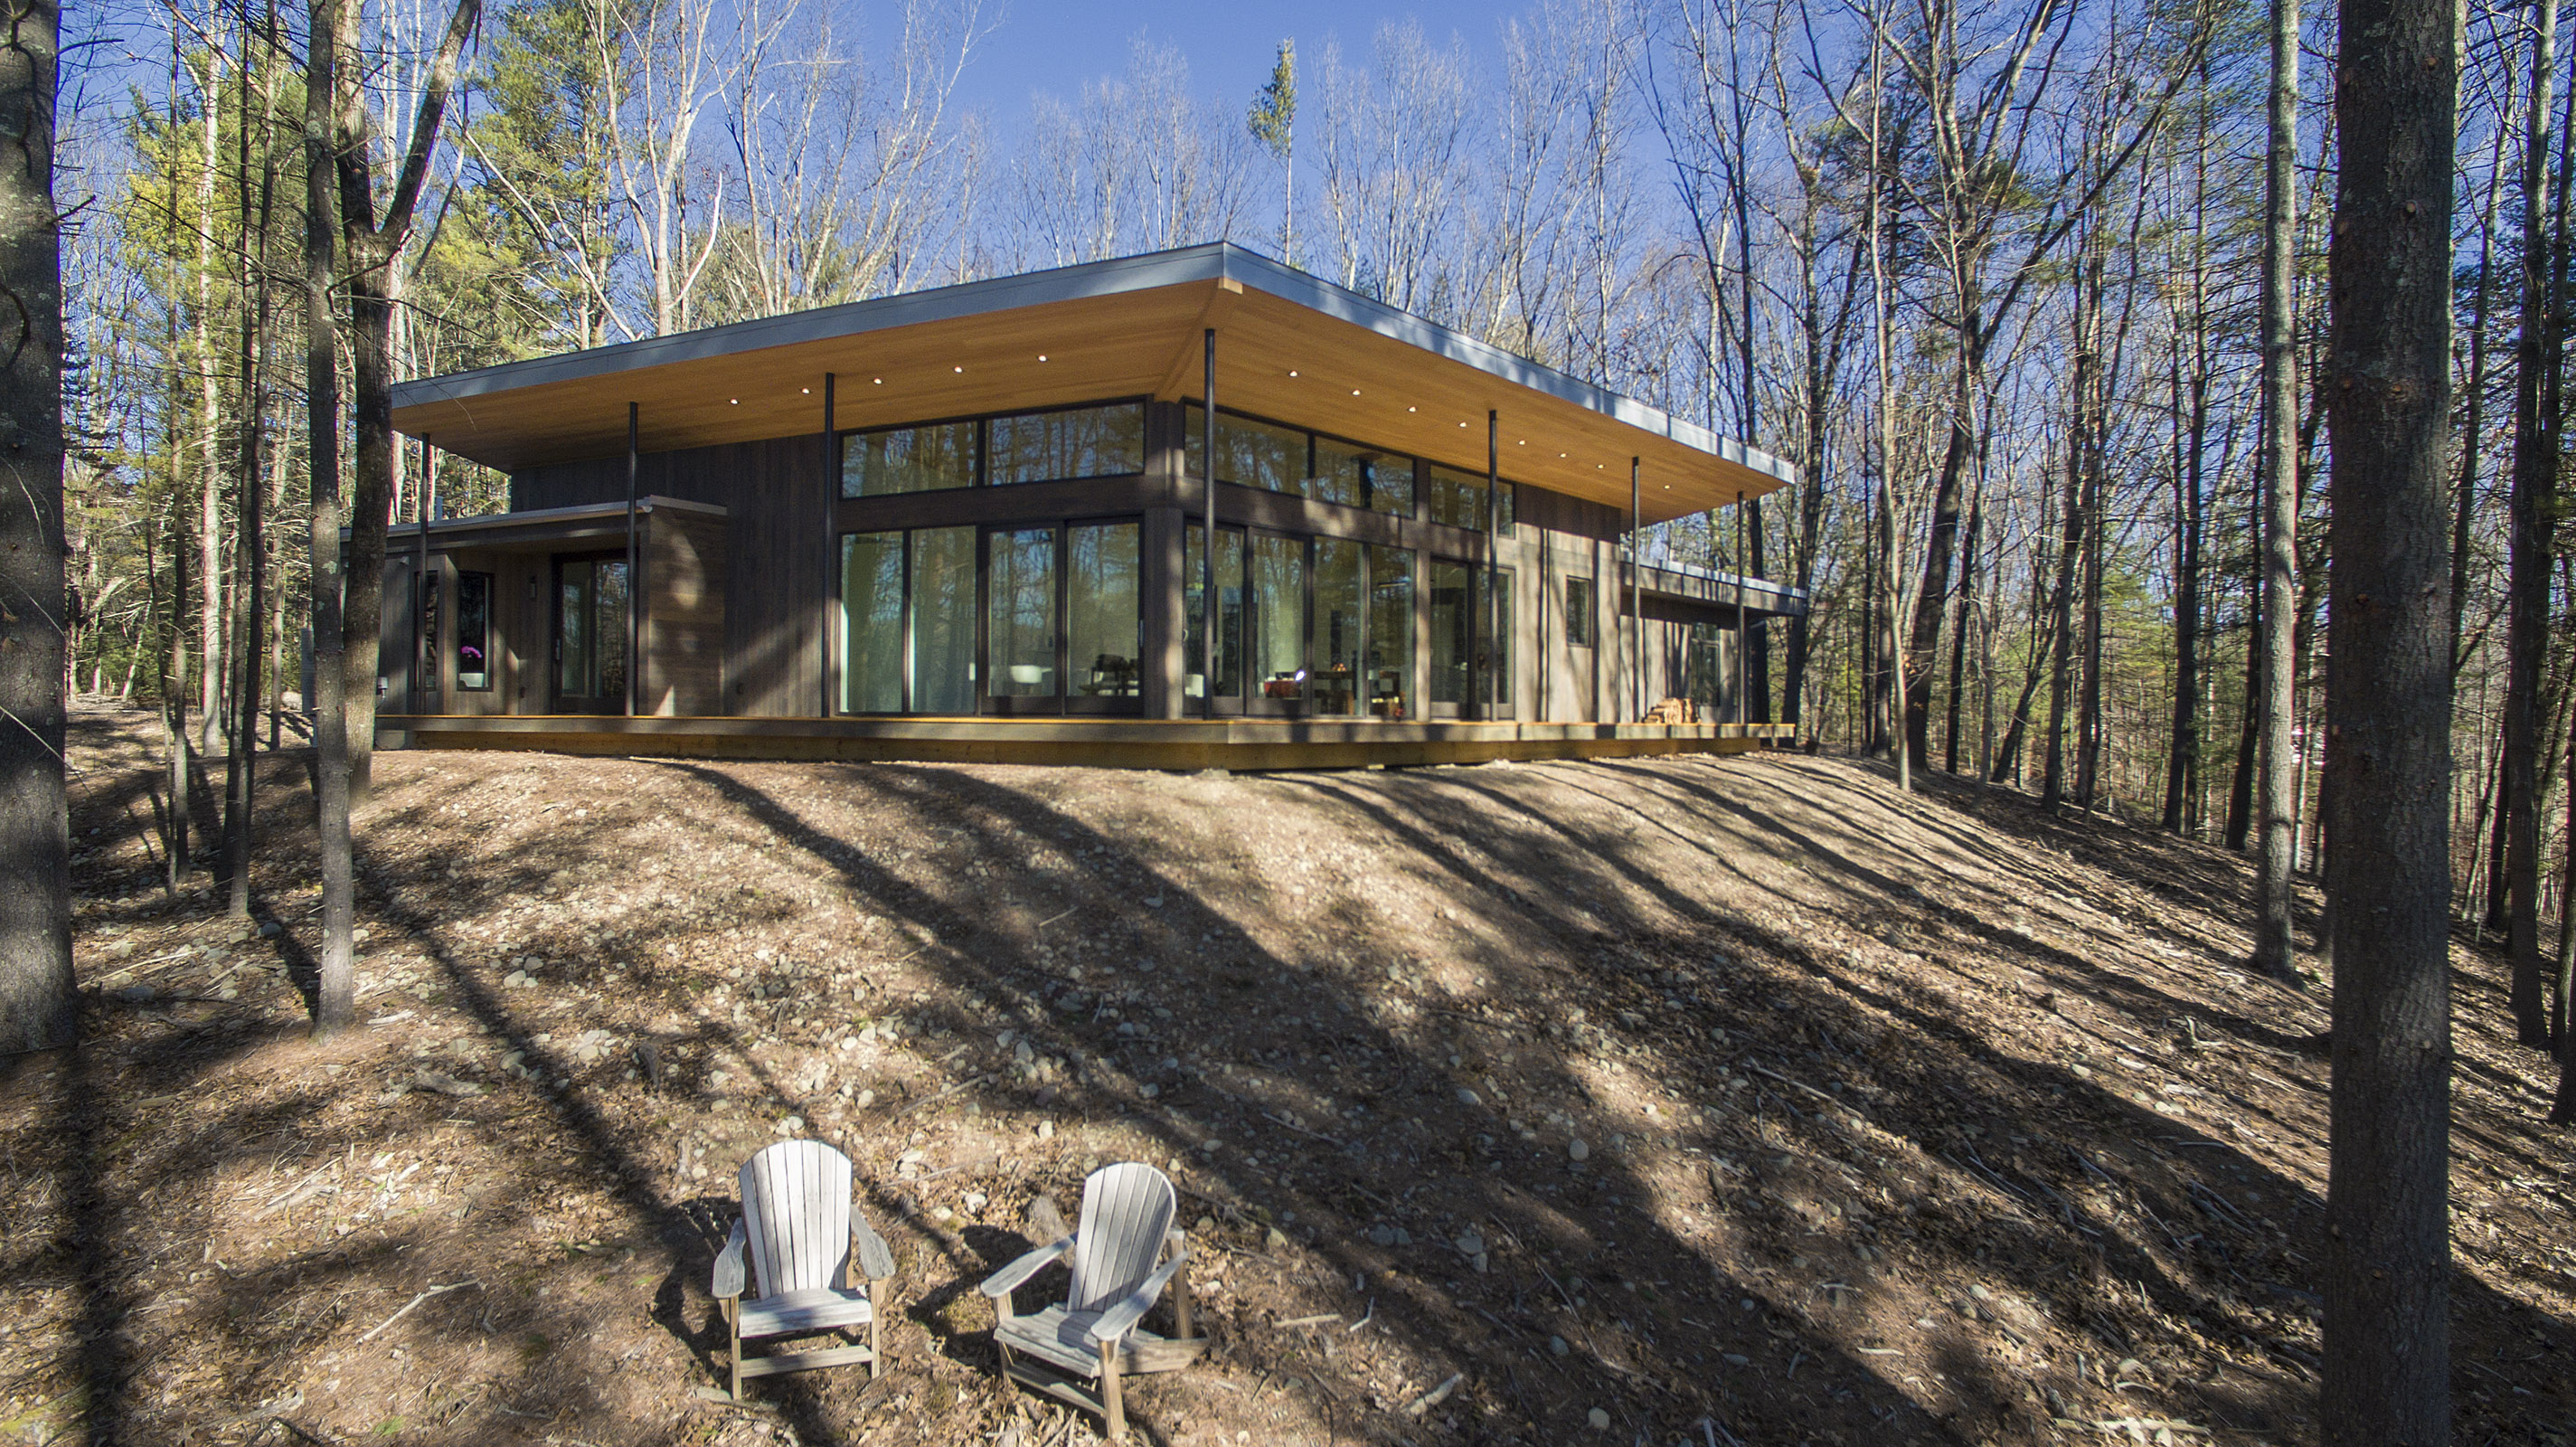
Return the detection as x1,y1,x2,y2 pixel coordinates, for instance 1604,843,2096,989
2503,0,2562,1046
1946,485,1981,776
2319,0,2458,1424
2042,432,2081,809
306,0,356,1034
2252,0,2304,982
0,0,72,1055
339,240,392,799
195,45,226,761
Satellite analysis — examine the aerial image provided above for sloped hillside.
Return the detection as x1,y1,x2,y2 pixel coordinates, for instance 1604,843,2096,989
3,706,2569,1447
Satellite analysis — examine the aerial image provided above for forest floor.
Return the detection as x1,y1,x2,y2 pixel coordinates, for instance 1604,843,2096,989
3,703,2571,1447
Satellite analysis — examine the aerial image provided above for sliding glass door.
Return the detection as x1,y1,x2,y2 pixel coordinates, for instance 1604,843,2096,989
553,554,628,714
838,519,1137,715
1190,525,1415,718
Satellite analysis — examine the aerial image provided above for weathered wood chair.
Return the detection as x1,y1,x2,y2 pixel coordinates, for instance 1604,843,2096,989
979,1162,1206,1441
711,1140,896,1401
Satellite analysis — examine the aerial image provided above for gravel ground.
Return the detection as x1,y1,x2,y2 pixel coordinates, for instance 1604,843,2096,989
2,702,2570,1447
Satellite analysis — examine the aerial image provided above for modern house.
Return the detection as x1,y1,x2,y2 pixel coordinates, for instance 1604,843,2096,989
381,243,1805,769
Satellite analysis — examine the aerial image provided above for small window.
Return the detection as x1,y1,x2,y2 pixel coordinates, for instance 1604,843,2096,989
455,571,495,689
843,421,977,497
988,403,1145,485
1565,577,1594,648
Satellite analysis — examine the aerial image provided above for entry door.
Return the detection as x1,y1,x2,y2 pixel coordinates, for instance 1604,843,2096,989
553,554,629,714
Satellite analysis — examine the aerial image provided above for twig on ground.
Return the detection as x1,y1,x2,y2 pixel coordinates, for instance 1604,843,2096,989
356,1281,481,1344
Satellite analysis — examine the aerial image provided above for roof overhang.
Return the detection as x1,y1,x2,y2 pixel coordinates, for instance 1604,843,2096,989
364,496,726,554
392,243,1796,527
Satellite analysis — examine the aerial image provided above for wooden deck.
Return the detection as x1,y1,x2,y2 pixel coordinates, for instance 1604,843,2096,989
377,714,1797,771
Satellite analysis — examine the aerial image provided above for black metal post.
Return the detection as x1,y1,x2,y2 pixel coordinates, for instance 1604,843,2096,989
1486,411,1500,719
1203,328,1217,720
1629,456,1641,724
414,434,430,713
823,373,835,716
626,402,639,717
1735,489,1749,731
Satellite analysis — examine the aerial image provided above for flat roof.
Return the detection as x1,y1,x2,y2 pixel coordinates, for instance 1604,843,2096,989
392,242,1796,527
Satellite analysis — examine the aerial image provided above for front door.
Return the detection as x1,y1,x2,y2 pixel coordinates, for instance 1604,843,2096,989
552,554,629,714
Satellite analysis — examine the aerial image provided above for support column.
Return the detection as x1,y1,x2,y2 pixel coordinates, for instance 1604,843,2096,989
1629,457,1641,724
414,433,432,714
1486,411,1500,721
1735,489,1749,730
1202,329,1217,720
822,373,836,717
626,402,638,718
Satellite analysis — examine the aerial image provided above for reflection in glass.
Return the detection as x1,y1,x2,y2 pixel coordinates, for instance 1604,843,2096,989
1312,538,1362,713
911,527,977,713
989,527,1058,699
1187,407,1307,495
1485,565,1514,710
1367,546,1412,718
840,532,905,712
1250,533,1305,703
1426,465,1487,531
555,558,628,707
989,404,1145,485
843,421,977,497
1315,438,1413,515
1069,523,1141,699
455,572,492,691
1565,575,1596,648
1430,560,1471,705
1184,525,1245,703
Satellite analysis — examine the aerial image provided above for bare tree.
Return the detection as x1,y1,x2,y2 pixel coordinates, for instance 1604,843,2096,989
0,0,72,1056
2319,0,2458,1423
2250,0,2301,979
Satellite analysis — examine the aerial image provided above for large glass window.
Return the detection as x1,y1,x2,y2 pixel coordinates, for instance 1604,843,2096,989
455,571,493,691
988,527,1058,700
1430,561,1512,713
989,403,1145,486
911,527,977,713
840,532,905,713
1315,437,1415,516
1312,538,1363,714
1251,533,1306,704
1367,545,1412,719
1184,525,1246,703
1069,522,1142,701
843,421,977,497
1426,465,1514,533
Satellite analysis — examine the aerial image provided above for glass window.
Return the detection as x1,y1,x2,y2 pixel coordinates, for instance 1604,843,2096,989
1315,436,1414,515
989,403,1145,486
1250,533,1306,703
1430,560,1473,706
1367,545,1412,719
1184,525,1246,703
555,557,627,706
1426,464,1501,532
1312,538,1363,714
911,526,977,713
1486,565,1514,709
1188,407,1308,495
1565,576,1595,648
1069,522,1142,700
840,532,905,712
988,527,1058,699
843,421,977,497
455,571,493,691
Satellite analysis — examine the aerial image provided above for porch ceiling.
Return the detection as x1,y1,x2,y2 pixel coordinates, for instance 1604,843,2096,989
393,246,1794,529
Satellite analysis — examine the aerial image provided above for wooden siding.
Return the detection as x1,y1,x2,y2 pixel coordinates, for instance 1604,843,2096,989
645,509,729,716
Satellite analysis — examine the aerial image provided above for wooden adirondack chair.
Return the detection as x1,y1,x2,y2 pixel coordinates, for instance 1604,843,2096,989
711,1140,896,1401
979,1162,1207,1441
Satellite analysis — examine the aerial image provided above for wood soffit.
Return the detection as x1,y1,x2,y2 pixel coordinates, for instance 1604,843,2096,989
392,243,1795,527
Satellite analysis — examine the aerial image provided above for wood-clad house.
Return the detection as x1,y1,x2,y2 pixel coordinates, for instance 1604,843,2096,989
381,243,1805,769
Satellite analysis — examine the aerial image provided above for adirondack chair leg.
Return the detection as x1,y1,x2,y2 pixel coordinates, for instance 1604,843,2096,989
1174,1270,1194,1341
725,1299,742,1402
1099,1338,1125,1442
867,1277,889,1378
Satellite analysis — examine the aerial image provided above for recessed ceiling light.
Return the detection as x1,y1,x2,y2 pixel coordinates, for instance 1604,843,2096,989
729,398,739,405
1559,452,1567,458
1458,421,1468,428
1288,370,1298,377
873,378,883,384
1351,389,1361,396
1407,406,1417,412
1038,354,1049,361
801,387,810,394
953,365,964,374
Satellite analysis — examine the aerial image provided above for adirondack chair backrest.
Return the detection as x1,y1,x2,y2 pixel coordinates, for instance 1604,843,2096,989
739,1140,854,1300
1064,1162,1176,1313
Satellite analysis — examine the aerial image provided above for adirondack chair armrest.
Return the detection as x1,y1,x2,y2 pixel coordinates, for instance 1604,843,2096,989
1086,1239,1188,1346
978,1234,1074,1297
712,1218,748,1300
853,1213,896,1284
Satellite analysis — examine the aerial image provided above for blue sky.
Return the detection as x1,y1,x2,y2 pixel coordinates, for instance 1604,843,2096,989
950,0,1513,121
